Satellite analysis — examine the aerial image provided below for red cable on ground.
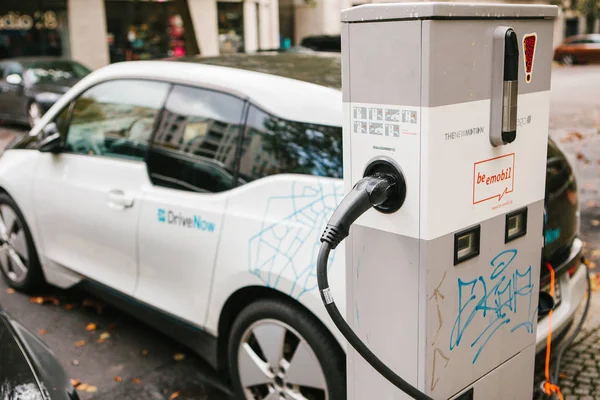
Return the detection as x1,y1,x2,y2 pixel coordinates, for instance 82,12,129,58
543,262,564,400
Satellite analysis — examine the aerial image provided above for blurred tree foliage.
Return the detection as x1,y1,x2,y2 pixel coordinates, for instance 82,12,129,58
578,0,600,33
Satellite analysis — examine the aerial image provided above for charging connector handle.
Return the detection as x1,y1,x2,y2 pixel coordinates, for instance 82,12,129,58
322,173,397,249
317,173,433,400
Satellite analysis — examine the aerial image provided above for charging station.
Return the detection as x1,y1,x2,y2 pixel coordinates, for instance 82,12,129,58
317,3,558,400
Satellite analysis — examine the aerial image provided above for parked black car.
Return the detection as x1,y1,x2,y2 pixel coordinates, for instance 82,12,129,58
0,58,90,128
0,305,78,400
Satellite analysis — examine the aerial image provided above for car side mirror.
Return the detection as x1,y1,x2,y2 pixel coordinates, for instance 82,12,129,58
538,291,555,319
6,74,23,86
39,125,62,153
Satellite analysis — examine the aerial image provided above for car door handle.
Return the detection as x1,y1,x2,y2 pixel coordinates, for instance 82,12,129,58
107,189,135,210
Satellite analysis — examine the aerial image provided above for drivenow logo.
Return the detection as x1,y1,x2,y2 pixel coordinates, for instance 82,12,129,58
157,209,216,232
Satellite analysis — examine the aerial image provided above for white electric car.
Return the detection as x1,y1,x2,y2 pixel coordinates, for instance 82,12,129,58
0,56,587,400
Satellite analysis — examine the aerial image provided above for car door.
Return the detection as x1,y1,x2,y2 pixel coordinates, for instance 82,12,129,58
0,63,27,122
135,84,245,325
33,79,171,295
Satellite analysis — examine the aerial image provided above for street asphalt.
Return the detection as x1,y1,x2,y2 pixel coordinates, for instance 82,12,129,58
0,64,599,399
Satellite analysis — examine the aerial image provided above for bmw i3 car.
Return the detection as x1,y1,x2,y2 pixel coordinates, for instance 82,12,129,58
0,56,586,400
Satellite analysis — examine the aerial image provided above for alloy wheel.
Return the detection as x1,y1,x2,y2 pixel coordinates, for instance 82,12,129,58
28,103,41,128
0,204,29,284
562,54,574,66
238,319,328,400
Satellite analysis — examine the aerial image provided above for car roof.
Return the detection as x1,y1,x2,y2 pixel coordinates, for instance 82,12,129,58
86,60,342,127
183,52,343,90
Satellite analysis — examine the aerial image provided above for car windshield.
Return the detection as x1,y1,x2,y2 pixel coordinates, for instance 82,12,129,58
23,61,90,84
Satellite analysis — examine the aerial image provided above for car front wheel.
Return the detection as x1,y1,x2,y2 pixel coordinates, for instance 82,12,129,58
228,298,346,400
0,193,44,292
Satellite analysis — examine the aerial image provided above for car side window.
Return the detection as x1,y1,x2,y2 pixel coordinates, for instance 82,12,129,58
237,105,343,182
65,80,170,161
147,85,244,193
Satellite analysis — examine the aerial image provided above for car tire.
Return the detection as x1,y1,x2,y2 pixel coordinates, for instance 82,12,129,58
561,54,575,65
0,193,45,292
28,102,42,129
228,298,346,400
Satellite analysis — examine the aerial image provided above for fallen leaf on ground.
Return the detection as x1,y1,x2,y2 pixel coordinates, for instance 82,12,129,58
96,338,105,344
82,298,104,314
561,131,585,142
576,152,591,164
64,304,75,311
587,200,597,208
142,349,148,356
6,288,14,294
132,378,141,384
591,273,600,292
72,360,79,366
29,296,59,305
75,340,86,348
113,376,122,383
85,323,97,331
173,353,185,361
76,383,88,391
169,393,180,400
70,379,81,388
559,373,567,379
38,329,47,335
99,332,110,340
86,386,97,393
592,219,600,226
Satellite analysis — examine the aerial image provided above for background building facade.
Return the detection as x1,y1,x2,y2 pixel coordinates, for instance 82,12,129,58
1,0,280,70
287,0,600,49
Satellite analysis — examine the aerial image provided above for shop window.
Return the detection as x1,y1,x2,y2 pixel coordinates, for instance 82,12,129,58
105,0,199,63
217,2,244,53
238,106,343,182
0,1,69,59
147,85,244,193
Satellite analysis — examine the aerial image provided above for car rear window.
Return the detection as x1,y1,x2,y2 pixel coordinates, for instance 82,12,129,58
237,105,343,182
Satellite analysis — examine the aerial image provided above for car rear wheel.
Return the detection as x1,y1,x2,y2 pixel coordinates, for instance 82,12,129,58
0,193,44,292
28,102,42,128
228,298,346,400
561,54,575,65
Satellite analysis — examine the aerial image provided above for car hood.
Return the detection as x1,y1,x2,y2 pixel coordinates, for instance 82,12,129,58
29,79,79,94
0,311,78,400
0,312,46,399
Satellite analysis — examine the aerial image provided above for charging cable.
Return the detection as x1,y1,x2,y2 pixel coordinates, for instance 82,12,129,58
316,172,433,400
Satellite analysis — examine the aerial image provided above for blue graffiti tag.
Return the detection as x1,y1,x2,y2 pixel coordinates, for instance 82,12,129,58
449,249,536,364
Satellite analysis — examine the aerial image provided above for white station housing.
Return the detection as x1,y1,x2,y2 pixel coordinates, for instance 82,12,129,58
341,3,557,399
